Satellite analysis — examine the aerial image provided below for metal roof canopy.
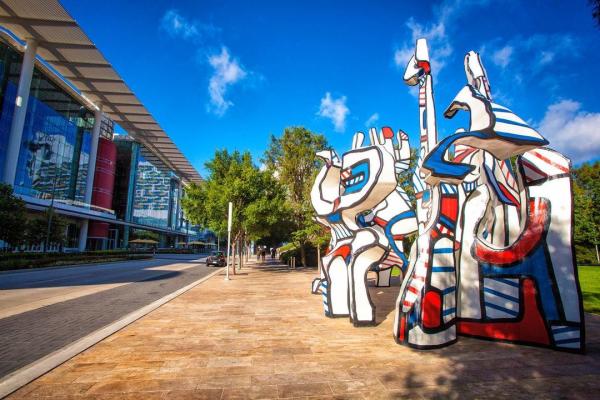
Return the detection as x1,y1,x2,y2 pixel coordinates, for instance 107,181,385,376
0,0,202,184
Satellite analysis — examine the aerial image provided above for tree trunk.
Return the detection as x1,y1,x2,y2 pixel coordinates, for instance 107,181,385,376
232,242,237,275
299,244,307,267
317,245,321,275
239,239,244,270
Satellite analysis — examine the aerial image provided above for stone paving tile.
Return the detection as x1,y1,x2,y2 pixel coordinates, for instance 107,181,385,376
277,382,332,398
221,385,278,400
7,260,600,399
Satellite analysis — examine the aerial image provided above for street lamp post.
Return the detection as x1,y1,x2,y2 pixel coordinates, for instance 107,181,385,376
44,175,58,252
44,135,61,253
225,201,232,280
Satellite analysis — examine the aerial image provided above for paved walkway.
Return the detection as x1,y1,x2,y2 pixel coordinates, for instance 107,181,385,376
0,255,213,378
8,260,600,399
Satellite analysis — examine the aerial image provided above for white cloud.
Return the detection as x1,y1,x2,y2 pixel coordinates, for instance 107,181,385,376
490,34,576,74
365,113,379,127
527,34,575,69
490,87,513,106
317,92,350,132
207,47,247,116
539,51,555,66
162,10,201,40
393,47,415,71
160,10,254,117
393,17,451,74
393,0,490,76
492,45,513,68
538,100,600,163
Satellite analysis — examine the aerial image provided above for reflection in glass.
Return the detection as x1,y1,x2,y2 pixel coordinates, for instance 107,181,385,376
11,59,94,202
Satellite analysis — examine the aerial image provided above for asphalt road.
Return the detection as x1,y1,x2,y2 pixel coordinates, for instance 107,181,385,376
0,254,217,379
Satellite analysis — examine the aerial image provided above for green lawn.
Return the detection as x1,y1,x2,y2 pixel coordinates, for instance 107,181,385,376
579,266,600,314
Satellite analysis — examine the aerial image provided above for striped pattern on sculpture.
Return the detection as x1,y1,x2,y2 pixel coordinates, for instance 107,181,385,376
309,37,584,354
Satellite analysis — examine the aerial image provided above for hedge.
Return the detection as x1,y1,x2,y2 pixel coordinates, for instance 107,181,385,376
278,244,319,267
576,244,600,266
0,249,135,260
155,248,198,254
0,251,153,271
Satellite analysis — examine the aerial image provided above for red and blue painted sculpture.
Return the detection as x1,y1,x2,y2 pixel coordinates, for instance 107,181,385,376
393,39,584,352
310,128,417,326
311,37,584,352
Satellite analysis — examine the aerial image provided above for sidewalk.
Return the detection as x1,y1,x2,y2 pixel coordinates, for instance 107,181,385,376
8,259,600,399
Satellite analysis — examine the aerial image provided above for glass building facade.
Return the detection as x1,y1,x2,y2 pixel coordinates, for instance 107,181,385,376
112,136,185,245
0,32,200,251
132,149,175,229
0,38,94,205
0,37,20,179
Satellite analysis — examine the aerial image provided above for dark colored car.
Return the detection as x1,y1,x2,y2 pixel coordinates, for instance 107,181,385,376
206,251,225,267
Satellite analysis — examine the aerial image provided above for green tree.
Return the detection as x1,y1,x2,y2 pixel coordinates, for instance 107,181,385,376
47,209,67,249
574,181,596,240
182,149,291,262
263,127,328,266
24,217,48,248
573,161,600,264
25,209,67,251
0,183,27,249
397,147,418,254
244,172,293,243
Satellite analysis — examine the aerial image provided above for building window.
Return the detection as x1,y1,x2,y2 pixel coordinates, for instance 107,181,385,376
2,41,96,203
131,149,174,229
0,39,22,179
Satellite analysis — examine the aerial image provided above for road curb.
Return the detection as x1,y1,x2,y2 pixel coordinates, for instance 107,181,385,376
0,266,225,399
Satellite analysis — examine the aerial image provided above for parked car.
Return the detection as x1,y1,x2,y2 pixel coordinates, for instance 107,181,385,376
206,251,225,267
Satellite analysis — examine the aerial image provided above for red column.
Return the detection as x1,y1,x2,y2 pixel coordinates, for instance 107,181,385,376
88,138,117,238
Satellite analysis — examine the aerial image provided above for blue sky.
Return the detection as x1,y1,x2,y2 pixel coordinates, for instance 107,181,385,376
61,0,600,175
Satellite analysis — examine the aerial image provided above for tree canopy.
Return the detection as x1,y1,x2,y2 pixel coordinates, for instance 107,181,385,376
24,208,67,250
182,149,291,249
573,161,600,264
0,183,27,248
263,126,329,266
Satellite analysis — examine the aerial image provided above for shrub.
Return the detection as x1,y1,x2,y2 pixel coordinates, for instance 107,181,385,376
576,244,600,266
0,183,27,248
155,248,196,254
0,250,153,271
278,243,318,267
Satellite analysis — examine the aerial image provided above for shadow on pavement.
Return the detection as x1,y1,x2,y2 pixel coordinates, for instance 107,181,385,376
251,258,600,399
0,258,211,289
0,268,186,289
252,259,317,273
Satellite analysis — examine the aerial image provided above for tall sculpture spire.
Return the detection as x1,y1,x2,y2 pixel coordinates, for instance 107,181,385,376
403,38,438,233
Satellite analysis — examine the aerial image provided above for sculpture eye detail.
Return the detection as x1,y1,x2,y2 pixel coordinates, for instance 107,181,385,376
340,161,369,194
